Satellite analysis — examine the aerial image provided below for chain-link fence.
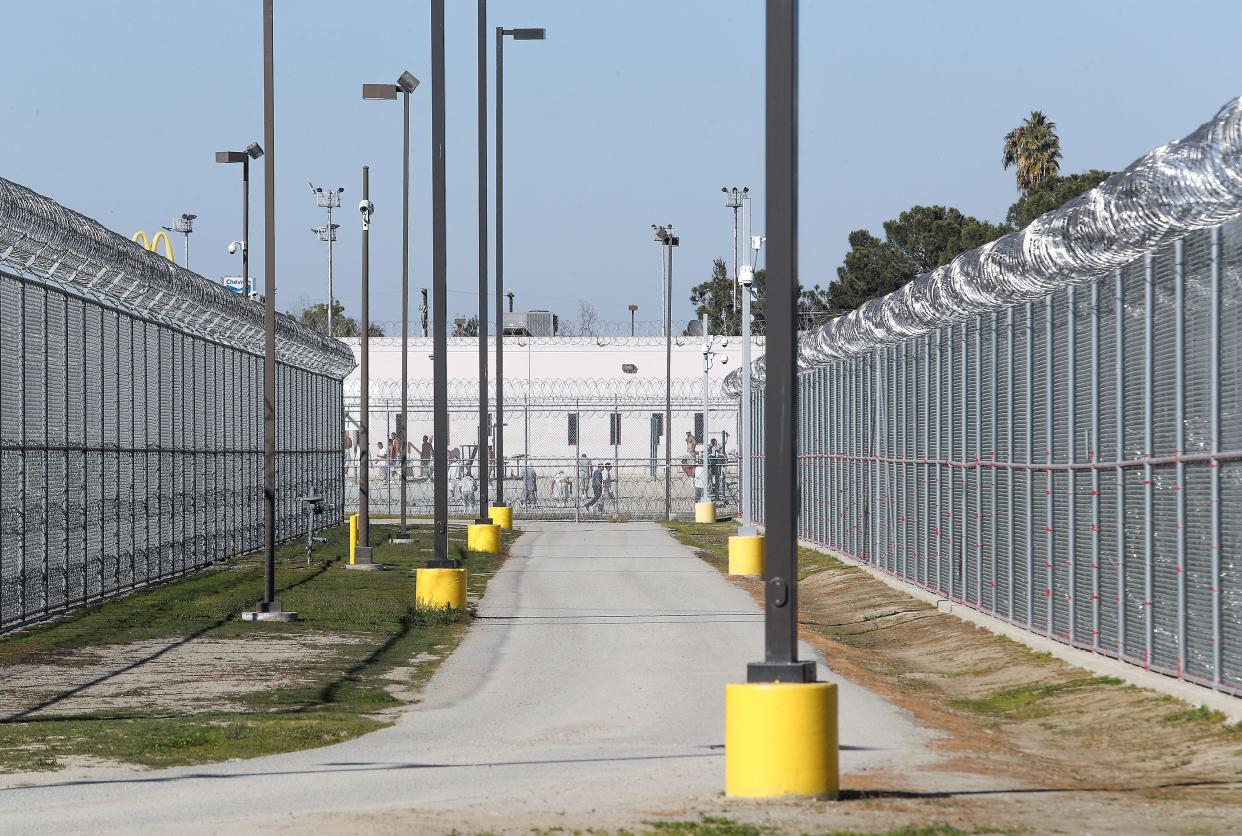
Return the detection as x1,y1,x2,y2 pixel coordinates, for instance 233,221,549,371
345,378,738,520
0,178,353,631
744,100,1242,697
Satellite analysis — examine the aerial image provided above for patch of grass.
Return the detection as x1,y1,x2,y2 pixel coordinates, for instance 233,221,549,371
663,521,842,580
645,816,776,835
950,676,1123,721
0,521,514,771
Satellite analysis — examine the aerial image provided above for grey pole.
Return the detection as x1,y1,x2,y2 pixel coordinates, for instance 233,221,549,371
242,158,249,301
702,312,711,502
477,0,492,526
358,166,373,558
739,209,756,535
430,0,451,566
493,26,544,513
749,0,813,683
327,199,334,335
260,0,279,613
663,233,676,521
400,86,411,539
495,25,505,512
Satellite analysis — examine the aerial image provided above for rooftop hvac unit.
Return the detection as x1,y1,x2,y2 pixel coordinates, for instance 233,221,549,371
503,310,557,336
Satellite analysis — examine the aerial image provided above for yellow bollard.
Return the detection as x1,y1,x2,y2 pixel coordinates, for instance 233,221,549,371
725,681,838,799
349,513,359,564
466,522,501,554
695,501,717,524
415,567,467,610
728,534,765,576
489,505,513,531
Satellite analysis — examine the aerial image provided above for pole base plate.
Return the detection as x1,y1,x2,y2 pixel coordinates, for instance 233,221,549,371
746,660,817,683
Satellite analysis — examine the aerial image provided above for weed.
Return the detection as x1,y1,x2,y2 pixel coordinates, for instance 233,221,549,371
950,677,1123,720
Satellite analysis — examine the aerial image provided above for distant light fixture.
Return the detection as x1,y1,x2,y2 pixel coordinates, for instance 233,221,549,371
396,70,420,93
362,83,399,100
245,142,264,159
621,363,638,374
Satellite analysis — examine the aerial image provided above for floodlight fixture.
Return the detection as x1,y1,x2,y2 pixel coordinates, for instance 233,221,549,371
216,151,247,164
507,27,546,39
362,83,399,100
397,70,420,93
246,142,264,159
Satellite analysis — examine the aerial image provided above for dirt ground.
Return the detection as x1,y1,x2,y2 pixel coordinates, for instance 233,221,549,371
0,633,366,720
671,529,1242,835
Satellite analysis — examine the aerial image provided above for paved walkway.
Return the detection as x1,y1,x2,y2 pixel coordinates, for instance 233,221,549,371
0,521,935,833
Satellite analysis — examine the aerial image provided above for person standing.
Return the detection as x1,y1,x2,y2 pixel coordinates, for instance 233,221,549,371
601,462,615,512
584,462,604,513
578,454,591,500
420,435,432,479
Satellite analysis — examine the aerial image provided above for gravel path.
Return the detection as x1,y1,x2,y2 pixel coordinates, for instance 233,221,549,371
0,521,936,834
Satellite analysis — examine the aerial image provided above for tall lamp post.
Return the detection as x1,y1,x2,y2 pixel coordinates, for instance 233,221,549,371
353,168,381,568
493,24,546,521
364,70,420,542
628,303,638,336
242,0,295,621
724,0,837,803
163,213,197,270
722,186,747,314
652,224,678,520
215,142,263,300
475,0,493,531
309,183,343,335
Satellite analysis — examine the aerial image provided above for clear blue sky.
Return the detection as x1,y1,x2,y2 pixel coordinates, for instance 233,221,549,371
2,1,1239,333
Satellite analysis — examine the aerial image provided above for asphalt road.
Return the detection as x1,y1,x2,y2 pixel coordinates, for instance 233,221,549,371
0,521,935,833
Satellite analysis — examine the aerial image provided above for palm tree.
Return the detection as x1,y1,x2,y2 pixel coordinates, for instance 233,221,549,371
1002,111,1062,192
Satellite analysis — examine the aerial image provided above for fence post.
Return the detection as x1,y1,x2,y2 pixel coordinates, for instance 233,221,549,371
1144,253,1155,669
1209,226,1222,686
1174,238,1186,677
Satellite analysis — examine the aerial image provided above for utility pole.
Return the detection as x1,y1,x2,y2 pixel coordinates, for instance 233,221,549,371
653,224,678,520
163,213,196,270
723,187,746,316
310,183,343,335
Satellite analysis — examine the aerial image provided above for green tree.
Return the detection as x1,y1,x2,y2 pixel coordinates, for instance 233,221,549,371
690,258,839,333
292,300,384,337
1005,170,1113,228
829,206,1011,312
1002,111,1062,192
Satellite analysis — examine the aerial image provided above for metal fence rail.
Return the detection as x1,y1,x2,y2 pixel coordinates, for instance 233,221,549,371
749,218,1242,697
0,179,351,631
345,378,739,520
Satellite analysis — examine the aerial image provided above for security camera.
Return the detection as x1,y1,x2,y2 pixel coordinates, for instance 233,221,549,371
721,356,729,365
227,242,238,255
359,199,374,215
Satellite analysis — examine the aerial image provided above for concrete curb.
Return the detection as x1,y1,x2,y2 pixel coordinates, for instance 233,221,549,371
797,538,1242,725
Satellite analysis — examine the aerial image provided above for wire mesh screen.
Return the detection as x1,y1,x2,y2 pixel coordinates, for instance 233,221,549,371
345,379,738,521
750,220,1242,697
0,268,345,631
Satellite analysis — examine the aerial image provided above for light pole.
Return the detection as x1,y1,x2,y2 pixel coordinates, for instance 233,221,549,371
429,0,451,568
506,289,515,312
653,224,678,520
738,217,763,538
163,213,197,270
725,0,836,804
628,303,638,336
420,288,429,336
701,312,727,506
722,186,746,315
475,0,493,530
309,183,343,335
494,24,546,517
242,0,294,621
215,142,263,301
354,167,379,567
364,70,420,541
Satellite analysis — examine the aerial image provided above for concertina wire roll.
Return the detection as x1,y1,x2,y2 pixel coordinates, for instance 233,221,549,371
0,176,355,379
724,95,1242,397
